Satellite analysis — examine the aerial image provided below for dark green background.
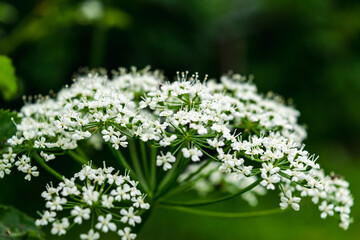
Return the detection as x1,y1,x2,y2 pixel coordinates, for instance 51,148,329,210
0,0,359,239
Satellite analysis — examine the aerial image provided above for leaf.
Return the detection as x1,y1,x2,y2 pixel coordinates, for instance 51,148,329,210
0,205,44,239
0,109,20,143
0,55,18,100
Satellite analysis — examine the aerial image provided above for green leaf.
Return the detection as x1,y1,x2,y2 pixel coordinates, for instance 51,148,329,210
0,55,18,100
0,109,20,143
0,205,44,239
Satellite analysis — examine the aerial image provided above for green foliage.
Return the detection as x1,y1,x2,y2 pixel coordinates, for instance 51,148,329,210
0,109,20,143
0,55,18,100
0,205,44,239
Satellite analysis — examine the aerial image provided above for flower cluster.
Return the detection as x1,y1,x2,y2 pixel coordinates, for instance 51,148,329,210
36,163,149,239
0,67,353,232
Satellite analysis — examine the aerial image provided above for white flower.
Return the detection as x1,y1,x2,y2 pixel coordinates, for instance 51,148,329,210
159,134,177,146
260,163,280,177
101,126,118,142
207,138,225,149
34,137,47,148
95,214,117,233
3,67,354,231
280,191,301,211
46,196,67,211
132,196,150,209
156,152,176,171
51,218,69,236
37,163,150,239
72,130,92,140
71,206,91,224
0,163,11,178
182,147,203,162
111,135,128,149
120,207,141,226
118,227,137,240
35,211,56,226
82,186,100,205
111,184,131,201
40,151,56,162
80,229,100,240
319,201,334,219
101,195,115,209
23,165,39,181
260,175,280,190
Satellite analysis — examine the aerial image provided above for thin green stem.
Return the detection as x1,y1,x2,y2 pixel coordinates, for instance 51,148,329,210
139,141,150,180
159,178,262,207
107,143,146,192
128,140,150,193
108,143,133,172
166,166,218,197
180,159,214,184
32,151,63,181
68,150,89,165
75,147,90,161
155,153,188,199
150,145,157,195
159,205,283,218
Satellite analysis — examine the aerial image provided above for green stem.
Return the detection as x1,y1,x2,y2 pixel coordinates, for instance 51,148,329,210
159,178,262,207
108,143,133,172
68,150,89,165
155,153,188,199
107,142,145,192
128,140,150,193
150,145,157,195
32,151,63,181
180,159,214,184
166,167,218,197
139,141,150,180
159,205,283,218
75,147,90,161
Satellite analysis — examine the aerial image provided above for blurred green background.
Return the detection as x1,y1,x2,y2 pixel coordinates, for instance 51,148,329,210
0,0,359,239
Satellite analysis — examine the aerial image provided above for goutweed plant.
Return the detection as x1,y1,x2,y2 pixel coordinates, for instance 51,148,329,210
0,67,353,239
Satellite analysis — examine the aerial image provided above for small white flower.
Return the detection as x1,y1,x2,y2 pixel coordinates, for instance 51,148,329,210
159,134,177,146
182,147,203,162
51,218,69,236
280,190,301,211
35,211,56,226
95,214,117,233
156,152,176,171
24,165,40,181
111,184,131,201
111,135,128,149
132,196,150,209
46,196,67,211
71,206,91,224
118,227,137,240
40,151,56,162
260,175,280,190
207,138,225,149
101,126,118,142
101,195,115,209
120,207,141,226
80,229,100,240
82,186,100,205
34,137,47,148
319,201,334,219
